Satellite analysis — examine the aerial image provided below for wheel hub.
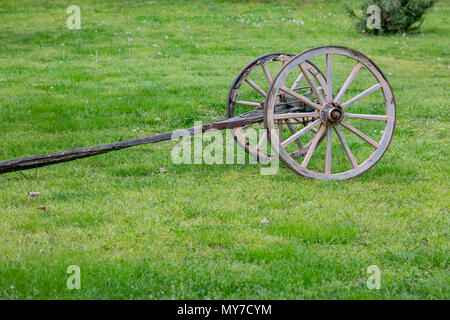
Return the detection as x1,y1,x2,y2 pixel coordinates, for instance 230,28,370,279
320,102,344,127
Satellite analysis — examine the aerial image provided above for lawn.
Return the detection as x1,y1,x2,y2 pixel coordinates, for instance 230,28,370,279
0,0,448,299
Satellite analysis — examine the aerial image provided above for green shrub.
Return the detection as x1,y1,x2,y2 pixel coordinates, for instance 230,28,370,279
346,0,438,35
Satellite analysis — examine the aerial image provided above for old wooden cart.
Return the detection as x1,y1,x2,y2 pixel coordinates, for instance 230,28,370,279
0,46,395,180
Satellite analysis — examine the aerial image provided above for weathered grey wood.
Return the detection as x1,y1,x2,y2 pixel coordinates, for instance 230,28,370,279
0,112,262,175
301,125,326,168
262,64,272,85
284,120,303,151
325,127,332,174
325,54,333,102
272,112,318,120
281,119,321,148
244,78,266,97
340,121,379,148
265,46,396,180
334,126,358,169
226,53,325,162
279,86,321,110
341,83,381,109
299,63,326,105
235,100,261,108
335,62,362,103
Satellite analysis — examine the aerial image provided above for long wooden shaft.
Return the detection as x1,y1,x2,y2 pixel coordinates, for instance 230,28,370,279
0,113,262,174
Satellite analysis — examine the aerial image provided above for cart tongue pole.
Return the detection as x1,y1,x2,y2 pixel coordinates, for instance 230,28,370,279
0,111,264,175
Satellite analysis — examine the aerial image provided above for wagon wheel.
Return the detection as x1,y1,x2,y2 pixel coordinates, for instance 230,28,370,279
264,46,396,180
227,53,327,161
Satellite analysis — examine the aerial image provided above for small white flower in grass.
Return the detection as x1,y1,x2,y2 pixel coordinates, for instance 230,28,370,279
158,167,168,174
128,37,133,42
260,218,270,226
153,43,158,47
10,286,14,289
155,117,161,121
39,249,44,254
164,35,168,39
300,20,305,25
28,192,40,198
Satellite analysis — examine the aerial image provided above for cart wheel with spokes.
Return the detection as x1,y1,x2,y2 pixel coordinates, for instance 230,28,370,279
227,53,327,161
264,46,396,180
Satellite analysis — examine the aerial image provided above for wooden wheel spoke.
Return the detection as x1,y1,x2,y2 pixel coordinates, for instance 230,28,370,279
340,121,379,148
257,131,267,149
344,113,387,121
245,77,266,97
291,72,304,90
235,100,261,108
325,54,333,102
325,127,332,174
334,126,358,169
262,64,272,85
281,119,321,148
301,125,326,168
277,121,283,140
285,120,303,150
341,83,382,109
335,62,362,103
279,85,321,110
299,63,326,105
260,47,396,180
292,118,319,133
273,112,319,120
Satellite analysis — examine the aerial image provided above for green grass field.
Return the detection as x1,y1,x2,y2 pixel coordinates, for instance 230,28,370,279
0,0,448,299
